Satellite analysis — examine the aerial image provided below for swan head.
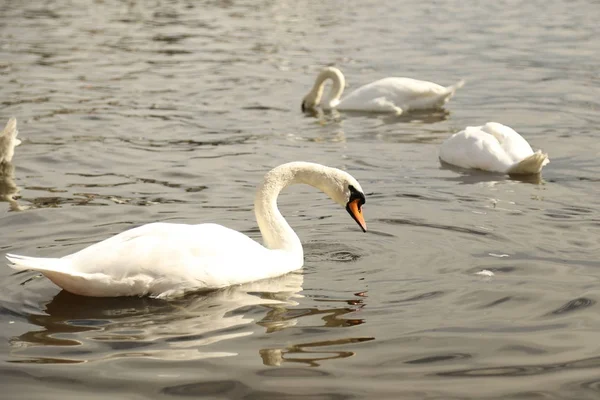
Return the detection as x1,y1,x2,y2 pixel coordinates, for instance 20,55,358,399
301,67,345,111
344,183,367,232
319,168,367,233
301,86,324,111
257,162,367,234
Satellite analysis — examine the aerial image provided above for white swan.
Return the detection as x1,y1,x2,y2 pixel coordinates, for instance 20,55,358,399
6,162,367,298
0,117,21,164
439,122,549,175
301,67,464,114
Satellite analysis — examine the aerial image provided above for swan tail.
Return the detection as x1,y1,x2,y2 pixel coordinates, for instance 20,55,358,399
507,151,550,175
445,79,465,96
6,253,73,274
6,253,106,295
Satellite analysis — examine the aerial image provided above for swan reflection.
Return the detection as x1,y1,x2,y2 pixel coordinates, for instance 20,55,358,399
439,160,544,185
0,162,25,211
260,336,374,367
303,107,449,125
9,273,372,366
10,273,305,363
258,291,371,366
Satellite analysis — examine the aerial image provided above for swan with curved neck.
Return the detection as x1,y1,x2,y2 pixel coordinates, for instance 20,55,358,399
301,67,464,114
6,162,367,298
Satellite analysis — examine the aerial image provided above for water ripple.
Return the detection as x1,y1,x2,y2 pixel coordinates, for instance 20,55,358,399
545,297,596,316
377,218,500,238
405,353,472,365
437,355,600,378
1,0,600,398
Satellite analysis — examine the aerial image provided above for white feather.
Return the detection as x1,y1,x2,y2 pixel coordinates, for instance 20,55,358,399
6,162,367,297
439,122,549,174
303,67,464,114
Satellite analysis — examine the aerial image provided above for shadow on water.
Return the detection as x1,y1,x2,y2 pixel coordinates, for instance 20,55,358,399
5,272,372,367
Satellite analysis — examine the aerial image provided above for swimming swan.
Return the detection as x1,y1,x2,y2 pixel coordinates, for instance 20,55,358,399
0,117,21,164
6,162,367,298
439,122,549,175
301,67,464,114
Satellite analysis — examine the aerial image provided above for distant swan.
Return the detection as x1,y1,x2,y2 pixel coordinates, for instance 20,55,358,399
439,122,549,174
6,162,367,298
0,117,21,164
301,67,464,114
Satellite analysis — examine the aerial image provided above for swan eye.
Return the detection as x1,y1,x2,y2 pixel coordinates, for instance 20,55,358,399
301,101,307,111
348,185,366,206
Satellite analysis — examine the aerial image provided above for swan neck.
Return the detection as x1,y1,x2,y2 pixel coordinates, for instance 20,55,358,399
254,163,333,254
313,68,345,108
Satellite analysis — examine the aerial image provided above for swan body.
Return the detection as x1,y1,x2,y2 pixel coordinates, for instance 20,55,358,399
0,117,21,164
439,122,549,174
6,162,367,298
301,67,464,114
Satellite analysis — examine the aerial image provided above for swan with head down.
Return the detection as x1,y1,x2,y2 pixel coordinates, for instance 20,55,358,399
6,162,367,298
439,122,549,175
301,67,464,114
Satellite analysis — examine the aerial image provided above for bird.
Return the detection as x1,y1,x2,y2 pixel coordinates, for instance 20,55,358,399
439,122,549,175
0,117,21,164
6,162,367,298
301,66,464,114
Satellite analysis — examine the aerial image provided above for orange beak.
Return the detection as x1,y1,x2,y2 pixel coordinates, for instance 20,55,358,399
347,199,367,232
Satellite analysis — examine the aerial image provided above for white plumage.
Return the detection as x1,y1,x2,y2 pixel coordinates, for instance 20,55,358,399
302,67,464,114
439,122,549,175
6,162,367,298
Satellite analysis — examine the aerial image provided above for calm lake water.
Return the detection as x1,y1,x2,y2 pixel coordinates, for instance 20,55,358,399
1,0,599,398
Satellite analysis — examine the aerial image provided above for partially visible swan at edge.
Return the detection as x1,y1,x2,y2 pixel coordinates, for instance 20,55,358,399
301,67,464,114
0,117,21,164
439,122,549,175
6,162,367,298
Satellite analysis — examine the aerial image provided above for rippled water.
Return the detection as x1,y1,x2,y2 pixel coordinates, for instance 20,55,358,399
1,0,599,398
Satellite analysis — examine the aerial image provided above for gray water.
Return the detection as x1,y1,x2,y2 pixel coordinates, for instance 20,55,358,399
1,0,599,398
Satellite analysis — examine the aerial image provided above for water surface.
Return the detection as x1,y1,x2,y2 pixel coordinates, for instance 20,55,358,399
1,0,599,398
